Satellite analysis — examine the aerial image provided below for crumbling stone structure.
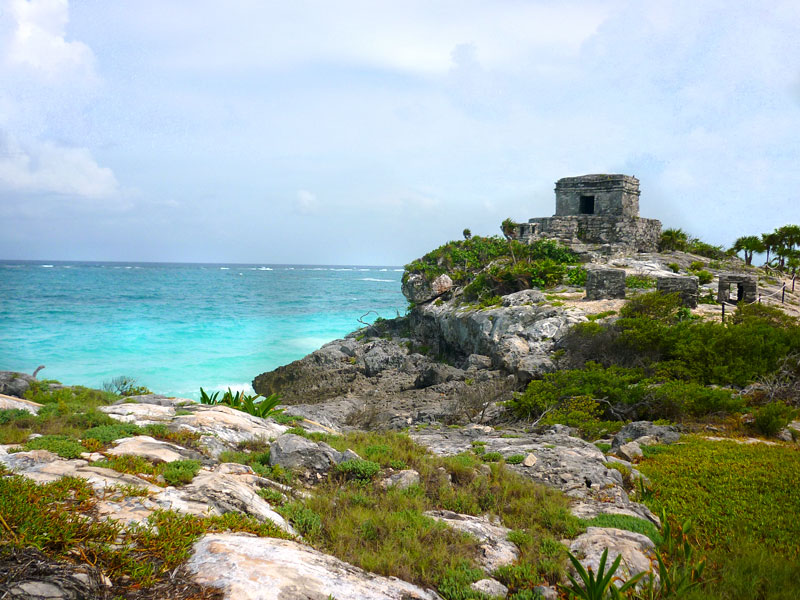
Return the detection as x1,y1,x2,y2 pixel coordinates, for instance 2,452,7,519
585,268,626,300
717,273,758,304
657,275,699,308
516,174,662,252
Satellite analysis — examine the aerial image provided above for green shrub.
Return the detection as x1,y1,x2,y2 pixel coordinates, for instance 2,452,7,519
694,270,713,284
21,435,86,459
82,423,141,444
278,501,322,538
162,460,201,486
481,452,503,462
567,267,587,287
753,402,796,437
667,262,680,273
336,459,381,481
689,261,706,271
0,409,34,425
506,454,526,465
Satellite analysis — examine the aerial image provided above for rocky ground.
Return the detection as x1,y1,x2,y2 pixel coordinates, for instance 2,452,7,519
0,373,684,599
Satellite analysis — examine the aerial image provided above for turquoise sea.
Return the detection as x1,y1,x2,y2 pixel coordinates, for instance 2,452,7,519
0,261,406,399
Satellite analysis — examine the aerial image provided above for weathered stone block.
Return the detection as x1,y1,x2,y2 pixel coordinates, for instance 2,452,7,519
585,268,626,300
717,273,757,304
555,174,641,218
656,275,699,308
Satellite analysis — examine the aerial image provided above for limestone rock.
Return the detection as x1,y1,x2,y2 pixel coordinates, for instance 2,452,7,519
268,433,349,474
612,422,681,451
0,393,41,414
106,435,200,463
0,446,161,493
415,364,464,388
522,452,537,467
155,463,294,534
471,579,508,597
569,527,655,582
501,289,545,307
617,442,643,462
0,371,37,398
465,354,493,370
402,273,453,304
363,342,407,377
187,534,442,600
380,469,420,490
425,510,517,573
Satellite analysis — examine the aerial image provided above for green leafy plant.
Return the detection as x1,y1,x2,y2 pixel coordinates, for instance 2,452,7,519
162,460,201,486
561,548,644,599
199,387,283,419
335,459,381,481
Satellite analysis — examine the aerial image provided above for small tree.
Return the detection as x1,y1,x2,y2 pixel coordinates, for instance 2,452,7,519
660,228,689,252
501,218,518,264
731,235,765,266
462,228,472,240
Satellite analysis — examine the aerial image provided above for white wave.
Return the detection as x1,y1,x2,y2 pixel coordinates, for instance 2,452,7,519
125,266,132,269
379,268,388,271
393,269,404,272
359,277,394,282
331,268,353,271
358,268,370,271
207,382,256,395
41,264,54,268
257,267,273,271
219,267,230,270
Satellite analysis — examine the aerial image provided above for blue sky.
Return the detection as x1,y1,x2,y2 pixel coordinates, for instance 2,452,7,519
0,0,798,265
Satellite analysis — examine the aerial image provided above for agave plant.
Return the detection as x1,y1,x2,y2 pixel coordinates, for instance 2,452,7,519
561,548,645,600
198,387,283,419
199,388,220,405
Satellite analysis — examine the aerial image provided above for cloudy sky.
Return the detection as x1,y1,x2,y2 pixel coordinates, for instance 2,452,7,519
1,0,798,265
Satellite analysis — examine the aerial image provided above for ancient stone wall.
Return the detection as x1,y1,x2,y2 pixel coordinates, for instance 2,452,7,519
555,174,640,218
717,274,758,304
656,275,699,308
518,216,661,253
585,268,626,300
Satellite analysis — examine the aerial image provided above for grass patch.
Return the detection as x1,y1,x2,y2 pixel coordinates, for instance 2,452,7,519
581,513,663,545
274,430,582,596
638,436,800,598
16,435,88,459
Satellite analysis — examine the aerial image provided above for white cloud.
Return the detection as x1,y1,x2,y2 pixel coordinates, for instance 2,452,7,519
0,131,118,197
293,189,318,215
3,0,96,80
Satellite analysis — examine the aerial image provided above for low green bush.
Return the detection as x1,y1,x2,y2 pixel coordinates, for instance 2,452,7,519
162,460,201,486
506,454,526,464
336,459,381,481
82,423,141,444
21,435,87,459
753,402,796,437
693,269,713,284
625,274,656,289
0,409,34,425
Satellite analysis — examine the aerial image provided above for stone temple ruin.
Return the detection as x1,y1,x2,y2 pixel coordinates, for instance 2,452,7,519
717,273,758,304
515,174,662,252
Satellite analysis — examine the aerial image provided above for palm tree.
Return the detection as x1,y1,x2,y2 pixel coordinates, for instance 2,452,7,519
731,236,765,266
761,231,780,266
659,228,689,252
462,228,472,240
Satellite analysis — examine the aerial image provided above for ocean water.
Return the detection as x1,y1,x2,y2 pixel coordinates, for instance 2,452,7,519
0,261,406,399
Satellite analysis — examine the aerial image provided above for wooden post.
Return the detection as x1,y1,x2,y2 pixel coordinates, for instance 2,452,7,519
722,302,725,323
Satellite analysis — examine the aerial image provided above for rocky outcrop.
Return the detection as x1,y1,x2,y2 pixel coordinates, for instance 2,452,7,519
187,534,443,600
0,393,41,414
424,510,518,573
0,371,37,398
402,273,453,305
611,421,682,453
268,433,358,476
408,293,586,381
569,527,656,582
411,426,659,524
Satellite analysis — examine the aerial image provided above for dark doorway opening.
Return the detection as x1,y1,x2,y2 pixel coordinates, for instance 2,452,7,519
579,195,595,215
